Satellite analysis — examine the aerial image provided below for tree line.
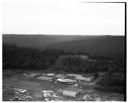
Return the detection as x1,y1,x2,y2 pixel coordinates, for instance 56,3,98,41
3,44,63,70
3,44,125,94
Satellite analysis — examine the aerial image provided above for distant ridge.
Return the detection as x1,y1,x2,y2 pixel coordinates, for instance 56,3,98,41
3,34,125,59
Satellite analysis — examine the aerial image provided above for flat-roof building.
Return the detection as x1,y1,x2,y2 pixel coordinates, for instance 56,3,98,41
62,87,82,97
57,78,76,84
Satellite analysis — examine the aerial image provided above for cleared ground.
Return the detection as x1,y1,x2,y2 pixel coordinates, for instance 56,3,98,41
3,70,124,101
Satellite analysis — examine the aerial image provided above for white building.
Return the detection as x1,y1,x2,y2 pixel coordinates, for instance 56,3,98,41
67,74,82,77
46,73,55,76
63,87,82,97
75,76,93,82
57,78,76,84
82,95,89,100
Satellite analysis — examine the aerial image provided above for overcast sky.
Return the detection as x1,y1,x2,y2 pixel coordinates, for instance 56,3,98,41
2,0,125,35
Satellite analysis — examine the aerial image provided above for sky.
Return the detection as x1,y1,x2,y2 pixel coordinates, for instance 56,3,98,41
2,0,125,35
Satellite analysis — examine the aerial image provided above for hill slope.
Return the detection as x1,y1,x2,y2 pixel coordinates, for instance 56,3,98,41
3,34,87,47
45,36,125,58
3,34,125,59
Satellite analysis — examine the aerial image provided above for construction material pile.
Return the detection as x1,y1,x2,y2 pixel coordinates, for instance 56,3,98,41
10,88,32,101
41,90,60,101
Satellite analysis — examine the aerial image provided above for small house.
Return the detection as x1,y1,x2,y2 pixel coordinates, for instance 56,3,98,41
62,87,82,97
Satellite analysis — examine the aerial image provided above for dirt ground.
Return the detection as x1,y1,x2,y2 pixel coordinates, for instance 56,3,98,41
3,70,124,101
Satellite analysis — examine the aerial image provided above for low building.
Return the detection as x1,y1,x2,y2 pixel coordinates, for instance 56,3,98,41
75,76,93,82
62,87,82,97
46,73,55,76
65,76,76,79
57,78,76,84
36,76,53,81
67,74,82,77
55,74,64,78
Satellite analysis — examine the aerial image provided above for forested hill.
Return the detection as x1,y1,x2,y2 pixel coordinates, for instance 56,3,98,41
3,34,125,59
45,36,125,59
3,34,85,48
